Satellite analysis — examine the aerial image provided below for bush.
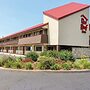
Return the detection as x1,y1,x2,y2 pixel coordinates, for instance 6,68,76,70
16,57,22,62
50,64,61,70
12,61,23,69
58,50,75,61
0,59,3,67
0,55,15,67
40,51,47,56
0,56,9,66
73,59,90,69
4,60,13,68
37,56,55,70
24,62,33,70
40,50,58,58
25,52,39,62
62,61,73,70
40,50,74,61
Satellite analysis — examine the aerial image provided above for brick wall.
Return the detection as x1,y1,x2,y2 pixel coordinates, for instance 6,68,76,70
72,47,90,58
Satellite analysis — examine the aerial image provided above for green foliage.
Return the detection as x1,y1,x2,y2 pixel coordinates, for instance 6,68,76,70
16,57,22,62
24,62,33,70
4,60,13,68
25,52,39,61
50,64,61,70
40,51,47,56
40,50,58,58
58,50,75,61
0,53,90,70
0,55,15,67
12,61,23,69
40,50,74,61
73,59,90,69
62,61,73,70
37,56,55,70
0,59,3,67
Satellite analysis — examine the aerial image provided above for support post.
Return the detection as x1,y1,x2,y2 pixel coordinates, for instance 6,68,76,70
31,45,35,52
42,45,44,52
56,45,59,51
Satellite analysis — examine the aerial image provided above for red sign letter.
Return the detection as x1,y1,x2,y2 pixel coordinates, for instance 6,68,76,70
80,15,88,33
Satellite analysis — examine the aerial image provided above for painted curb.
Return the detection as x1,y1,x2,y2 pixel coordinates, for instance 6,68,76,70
0,67,90,73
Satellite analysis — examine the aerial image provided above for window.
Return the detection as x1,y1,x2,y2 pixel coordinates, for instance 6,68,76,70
44,29,47,35
28,33,31,37
23,35,26,38
26,46,31,51
36,46,42,51
39,30,43,34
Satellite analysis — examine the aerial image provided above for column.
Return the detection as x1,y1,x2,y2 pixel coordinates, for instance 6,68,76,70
18,46,20,54
42,45,44,52
42,45,47,52
42,30,44,34
31,45,35,52
10,46,12,53
56,45,59,51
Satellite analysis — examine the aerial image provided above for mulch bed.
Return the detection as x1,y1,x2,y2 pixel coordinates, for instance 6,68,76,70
21,58,34,63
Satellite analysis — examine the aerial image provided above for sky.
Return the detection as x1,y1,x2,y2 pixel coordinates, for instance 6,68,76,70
0,0,90,37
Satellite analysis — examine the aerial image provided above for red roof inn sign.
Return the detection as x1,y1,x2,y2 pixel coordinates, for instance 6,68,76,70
81,14,88,33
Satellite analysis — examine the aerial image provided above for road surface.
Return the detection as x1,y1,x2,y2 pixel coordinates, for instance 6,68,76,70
0,69,90,90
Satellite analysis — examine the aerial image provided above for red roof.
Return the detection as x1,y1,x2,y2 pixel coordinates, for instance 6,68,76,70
43,2,90,20
1,23,48,40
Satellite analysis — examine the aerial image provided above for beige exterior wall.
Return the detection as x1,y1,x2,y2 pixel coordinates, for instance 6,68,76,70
8,50,13,53
43,8,89,46
58,8,89,46
43,15,59,45
16,50,23,55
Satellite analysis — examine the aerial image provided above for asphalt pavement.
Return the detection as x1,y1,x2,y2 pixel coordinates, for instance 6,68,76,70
0,69,90,90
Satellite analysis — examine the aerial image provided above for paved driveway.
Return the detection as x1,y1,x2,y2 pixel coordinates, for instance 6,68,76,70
0,69,90,90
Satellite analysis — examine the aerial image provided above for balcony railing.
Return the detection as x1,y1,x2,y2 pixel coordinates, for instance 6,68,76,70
18,34,48,45
0,40,18,46
0,34,48,46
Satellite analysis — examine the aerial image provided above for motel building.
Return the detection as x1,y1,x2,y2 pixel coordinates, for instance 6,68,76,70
0,2,90,58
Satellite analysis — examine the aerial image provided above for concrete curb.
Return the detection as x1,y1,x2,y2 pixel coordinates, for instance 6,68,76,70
0,67,90,73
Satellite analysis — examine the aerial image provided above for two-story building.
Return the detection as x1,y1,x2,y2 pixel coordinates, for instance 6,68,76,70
0,2,90,57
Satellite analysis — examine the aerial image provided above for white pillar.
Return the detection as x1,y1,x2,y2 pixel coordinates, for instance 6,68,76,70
56,45,59,51
10,46,12,53
42,45,44,52
31,45,34,52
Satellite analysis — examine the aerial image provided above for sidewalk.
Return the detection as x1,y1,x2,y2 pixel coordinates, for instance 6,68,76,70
0,52,25,57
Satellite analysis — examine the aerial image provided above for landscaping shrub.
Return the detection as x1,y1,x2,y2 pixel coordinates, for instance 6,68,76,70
40,50,58,58
40,51,47,56
0,59,3,67
58,50,75,61
25,52,39,62
4,56,17,68
50,64,61,70
62,61,73,70
0,55,15,67
24,62,33,70
0,55,9,66
16,57,22,62
4,60,13,68
55,59,65,64
40,50,74,61
12,61,23,69
73,59,90,69
37,56,55,70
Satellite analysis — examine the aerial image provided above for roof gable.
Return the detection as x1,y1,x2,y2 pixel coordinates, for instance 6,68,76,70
43,2,90,20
